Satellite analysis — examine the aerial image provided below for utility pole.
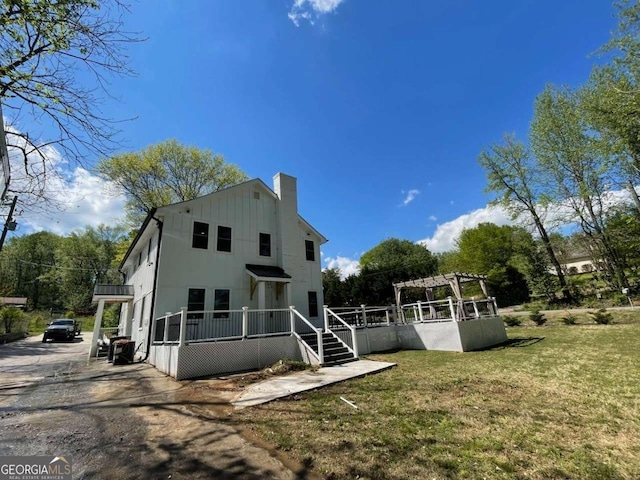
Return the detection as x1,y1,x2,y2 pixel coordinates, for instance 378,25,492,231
0,195,17,252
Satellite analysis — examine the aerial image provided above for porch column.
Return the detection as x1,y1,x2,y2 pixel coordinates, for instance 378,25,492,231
124,299,134,336
258,281,266,310
285,282,292,307
89,299,105,360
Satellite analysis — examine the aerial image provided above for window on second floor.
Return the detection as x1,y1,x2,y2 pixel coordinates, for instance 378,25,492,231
259,233,271,257
305,240,315,261
217,226,232,252
192,222,209,249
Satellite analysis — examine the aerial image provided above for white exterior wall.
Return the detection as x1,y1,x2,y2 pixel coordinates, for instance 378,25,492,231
121,227,160,355
153,182,284,315
122,175,326,355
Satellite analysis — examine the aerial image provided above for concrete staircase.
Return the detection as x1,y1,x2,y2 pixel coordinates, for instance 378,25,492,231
300,332,357,366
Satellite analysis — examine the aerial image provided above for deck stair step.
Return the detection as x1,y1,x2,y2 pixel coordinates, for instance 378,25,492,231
299,332,356,366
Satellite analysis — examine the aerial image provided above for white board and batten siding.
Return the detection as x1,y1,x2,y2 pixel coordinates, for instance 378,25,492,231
120,227,159,354
120,173,327,352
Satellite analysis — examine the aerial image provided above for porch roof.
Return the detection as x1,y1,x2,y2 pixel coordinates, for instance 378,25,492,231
92,284,135,303
246,264,292,282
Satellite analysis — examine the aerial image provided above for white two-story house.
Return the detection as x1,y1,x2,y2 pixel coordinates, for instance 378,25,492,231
116,172,327,359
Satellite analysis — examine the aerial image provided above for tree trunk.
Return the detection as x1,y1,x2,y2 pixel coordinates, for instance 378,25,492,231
531,211,572,302
583,195,629,289
626,179,640,215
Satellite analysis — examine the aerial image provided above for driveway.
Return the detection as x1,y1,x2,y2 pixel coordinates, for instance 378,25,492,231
0,335,311,479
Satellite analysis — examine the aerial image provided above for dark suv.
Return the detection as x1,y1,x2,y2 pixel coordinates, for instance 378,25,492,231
42,319,81,342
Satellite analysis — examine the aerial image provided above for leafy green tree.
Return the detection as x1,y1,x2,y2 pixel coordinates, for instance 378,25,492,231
0,231,62,310
358,238,438,305
603,205,640,279
1,0,141,207
448,223,530,306
578,1,640,214
478,134,570,300
530,85,629,289
580,72,640,213
322,268,347,307
98,139,248,225
0,306,26,334
54,225,125,313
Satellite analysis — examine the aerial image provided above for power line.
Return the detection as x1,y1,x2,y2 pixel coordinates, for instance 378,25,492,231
12,258,121,272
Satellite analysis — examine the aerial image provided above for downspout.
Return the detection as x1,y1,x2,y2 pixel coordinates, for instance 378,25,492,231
138,216,163,363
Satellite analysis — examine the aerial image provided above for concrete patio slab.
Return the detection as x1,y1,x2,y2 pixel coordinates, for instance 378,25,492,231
233,359,396,409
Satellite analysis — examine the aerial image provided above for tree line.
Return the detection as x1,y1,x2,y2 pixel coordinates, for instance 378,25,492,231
478,0,640,300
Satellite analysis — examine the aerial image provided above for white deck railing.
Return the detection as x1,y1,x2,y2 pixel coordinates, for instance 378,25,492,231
153,306,324,362
290,308,323,363
327,305,394,327
400,297,499,323
324,307,358,357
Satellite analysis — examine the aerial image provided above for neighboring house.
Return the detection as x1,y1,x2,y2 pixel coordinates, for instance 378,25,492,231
554,251,596,276
0,297,27,309
563,254,596,275
115,173,327,359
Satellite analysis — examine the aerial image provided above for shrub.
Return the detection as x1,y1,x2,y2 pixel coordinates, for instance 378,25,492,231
0,307,28,334
503,315,522,327
589,308,613,325
561,312,577,325
529,309,547,326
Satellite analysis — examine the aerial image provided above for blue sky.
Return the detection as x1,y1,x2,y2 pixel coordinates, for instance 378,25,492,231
7,0,619,276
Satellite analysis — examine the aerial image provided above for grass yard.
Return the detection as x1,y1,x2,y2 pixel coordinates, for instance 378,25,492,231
234,316,640,479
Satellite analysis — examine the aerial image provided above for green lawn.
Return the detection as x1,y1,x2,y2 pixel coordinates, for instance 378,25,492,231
234,316,640,479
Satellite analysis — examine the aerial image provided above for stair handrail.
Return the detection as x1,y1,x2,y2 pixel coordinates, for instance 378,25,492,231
289,306,323,363
324,306,358,358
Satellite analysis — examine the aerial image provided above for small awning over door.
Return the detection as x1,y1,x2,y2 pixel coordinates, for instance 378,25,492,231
245,264,292,307
245,264,292,283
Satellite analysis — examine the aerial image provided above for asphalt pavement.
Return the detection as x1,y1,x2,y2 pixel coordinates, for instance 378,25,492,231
0,335,305,479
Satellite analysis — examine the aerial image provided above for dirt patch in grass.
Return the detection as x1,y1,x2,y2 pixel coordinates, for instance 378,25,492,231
226,359,319,388
233,320,640,479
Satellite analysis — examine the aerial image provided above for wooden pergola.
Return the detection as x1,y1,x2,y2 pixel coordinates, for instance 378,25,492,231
393,272,489,311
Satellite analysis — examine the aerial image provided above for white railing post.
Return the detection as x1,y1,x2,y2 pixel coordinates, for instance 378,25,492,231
163,314,170,343
242,306,249,338
179,307,188,346
351,326,358,358
385,307,391,325
323,305,329,332
448,296,456,321
492,297,499,316
417,301,425,322
289,305,296,334
317,328,324,364
471,298,479,318
361,304,367,328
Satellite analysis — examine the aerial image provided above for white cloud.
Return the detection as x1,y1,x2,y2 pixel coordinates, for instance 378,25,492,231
324,255,360,279
401,189,420,206
288,0,345,26
418,205,513,253
428,215,437,222
19,167,126,235
417,187,638,253
3,126,126,236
